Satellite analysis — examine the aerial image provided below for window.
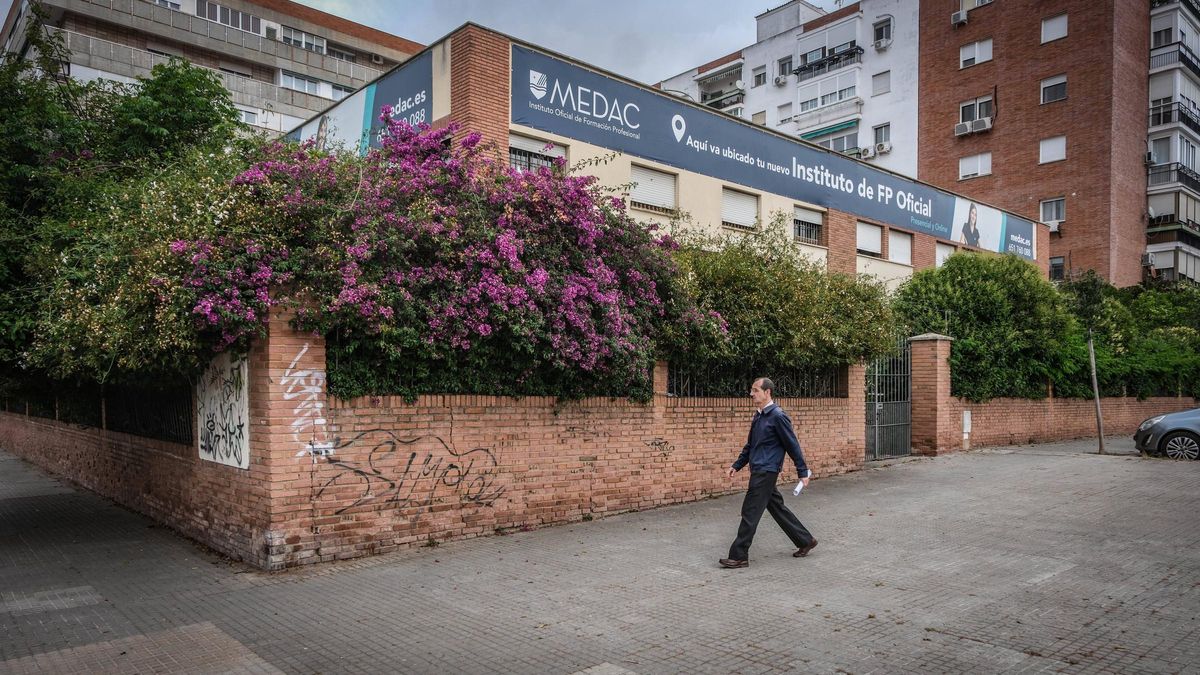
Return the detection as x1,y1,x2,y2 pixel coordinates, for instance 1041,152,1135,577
960,95,993,123
332,84,354,101
328,46,357,63
219,66,251,79
778,57,792,77
1039,135,1066,164
629,165,676,213
794,207,823,245
831,40,856,54
1041,14,1068,43
721,188,758,230
752,110,767,125
857,221,882,257
752,66,767,87
888,230,912,265
873,18,892,43
1151,137,1170,164
817,132,857,153
280,70,321,95
1040,75,1067,104
237,109,258,125
509,135,565,172
1153,27,1174,48
935,243,955,268
1040,198,1065,222
799,97,819,112
1049,256,1065,281
196,1,260,33
154,0,181,9
959,38,993,68
818,75,857,107
959,152,992,179
1183,136,1197,169
874,123,891,145
801,47,825,65
872,70,891,96
777,102,792,123
282,26,327,54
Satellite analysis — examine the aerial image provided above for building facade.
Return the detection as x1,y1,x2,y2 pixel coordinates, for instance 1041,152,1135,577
918,0,1150,286
1147,0,1200,283
1,0,422,135
290,23,1048,295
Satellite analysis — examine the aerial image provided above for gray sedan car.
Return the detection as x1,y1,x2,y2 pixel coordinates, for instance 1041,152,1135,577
1134,407,1200,460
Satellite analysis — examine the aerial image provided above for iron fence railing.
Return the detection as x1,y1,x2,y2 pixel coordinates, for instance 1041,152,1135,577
1148,162,1200,193
667,363,843,398
3,380,193,445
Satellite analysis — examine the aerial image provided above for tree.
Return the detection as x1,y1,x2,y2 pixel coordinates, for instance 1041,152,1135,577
1062,270,1109,454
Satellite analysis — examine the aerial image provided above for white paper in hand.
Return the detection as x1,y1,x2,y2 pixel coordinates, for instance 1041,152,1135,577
792,481,804,496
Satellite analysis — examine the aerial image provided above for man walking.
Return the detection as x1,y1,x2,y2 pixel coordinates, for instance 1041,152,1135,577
719,377,817,568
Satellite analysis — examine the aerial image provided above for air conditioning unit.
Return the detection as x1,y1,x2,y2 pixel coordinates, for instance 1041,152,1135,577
1141,252,1156,266
875,141,892,154
1045,219,1061,233
371,53,384,65
971,116,994,132
975,0,994,6
873,38,892,51
951,10,968,26
954,122,972,136
774,75,788,86
860,146,876,159
1145,151,1156,165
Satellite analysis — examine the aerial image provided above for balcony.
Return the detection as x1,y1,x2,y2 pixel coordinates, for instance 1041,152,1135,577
1148,214,1200,239
1150,101,1200,134
703,89,745,111
1150,41,1200,81
1148,162,1200,194
795,47,864,83
1152,0,1200,21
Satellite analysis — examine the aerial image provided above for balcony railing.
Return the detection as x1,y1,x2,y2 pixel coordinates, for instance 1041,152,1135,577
1149,162,1200,194
795,47,864,83
1150,41,1200,81
1150,101,1200,134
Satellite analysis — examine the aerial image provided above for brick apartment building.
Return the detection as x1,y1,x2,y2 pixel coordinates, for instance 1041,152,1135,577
918,0,1150,286
1,0,422,135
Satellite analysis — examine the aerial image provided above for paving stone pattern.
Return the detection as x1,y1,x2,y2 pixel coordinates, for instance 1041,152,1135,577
1,438,1198,674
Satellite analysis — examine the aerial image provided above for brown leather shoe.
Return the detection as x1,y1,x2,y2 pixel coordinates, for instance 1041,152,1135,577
793,540,818,557
718,558,748,568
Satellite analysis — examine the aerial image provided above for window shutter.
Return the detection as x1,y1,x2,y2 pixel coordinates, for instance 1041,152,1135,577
794,206,822,225
857,221,882,254
888,230,912,265
722,188,758,228
509,134,565,158
630,165,676,210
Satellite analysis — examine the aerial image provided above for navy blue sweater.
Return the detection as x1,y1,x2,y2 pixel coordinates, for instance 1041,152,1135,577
732,403,809,475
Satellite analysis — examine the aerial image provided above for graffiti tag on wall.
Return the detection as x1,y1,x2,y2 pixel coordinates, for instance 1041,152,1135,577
196,351,249,469
315,430,505,514
282,343,333,458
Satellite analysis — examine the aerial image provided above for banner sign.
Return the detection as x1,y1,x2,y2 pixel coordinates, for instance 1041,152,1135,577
511,45,1035,259
288,50,433,154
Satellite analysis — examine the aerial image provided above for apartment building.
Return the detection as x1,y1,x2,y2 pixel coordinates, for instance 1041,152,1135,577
1147,0,1200,283
918,0,1150,286
288,23,1048,296
657,1,921,191
0,0,422,135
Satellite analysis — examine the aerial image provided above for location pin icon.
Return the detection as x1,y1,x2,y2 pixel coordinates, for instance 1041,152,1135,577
671,114,686,142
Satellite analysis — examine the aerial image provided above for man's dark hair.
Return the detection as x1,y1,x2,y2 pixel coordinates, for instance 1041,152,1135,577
757,377,775,395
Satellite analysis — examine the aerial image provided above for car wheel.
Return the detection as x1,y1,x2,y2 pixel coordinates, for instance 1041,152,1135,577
1160,431,1200,461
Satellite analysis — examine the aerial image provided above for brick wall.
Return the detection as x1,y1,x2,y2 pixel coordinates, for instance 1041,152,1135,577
449,26,510,152
263,361,867,568
963,396,1195,447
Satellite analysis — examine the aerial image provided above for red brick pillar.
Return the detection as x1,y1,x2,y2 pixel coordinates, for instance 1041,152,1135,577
909,334,959,456
247,305,329,569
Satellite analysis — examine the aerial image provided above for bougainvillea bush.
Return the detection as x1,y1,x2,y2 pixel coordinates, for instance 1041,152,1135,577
31,115,726,400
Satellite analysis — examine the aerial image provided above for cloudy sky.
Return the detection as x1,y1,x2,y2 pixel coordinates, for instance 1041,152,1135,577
291,0,843,84
0,0,844,83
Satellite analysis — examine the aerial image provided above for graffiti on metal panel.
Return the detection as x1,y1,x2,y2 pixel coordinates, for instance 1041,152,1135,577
196,351,249,468
315,430,505,514
282,343,333,458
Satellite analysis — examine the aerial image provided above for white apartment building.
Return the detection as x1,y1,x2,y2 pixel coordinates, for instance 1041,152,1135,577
1,0,422,135
658,0,920,178
1147,0,1200,283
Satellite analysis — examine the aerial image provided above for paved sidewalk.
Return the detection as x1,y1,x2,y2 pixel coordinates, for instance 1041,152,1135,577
2,437,1198,674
